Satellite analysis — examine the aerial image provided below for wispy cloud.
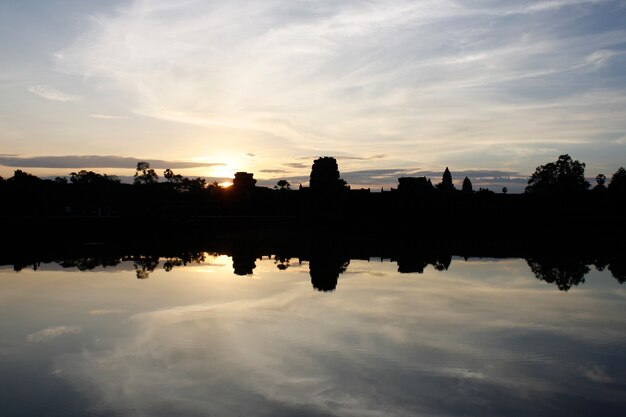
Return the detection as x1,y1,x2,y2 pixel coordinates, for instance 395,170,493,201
90,113,129,120
259,169,288,174
0,155,224,169
89,309,126,315
28,85,81,102
259,167,527,191
283,163,308,169
27,325,81,343
49,0,626,172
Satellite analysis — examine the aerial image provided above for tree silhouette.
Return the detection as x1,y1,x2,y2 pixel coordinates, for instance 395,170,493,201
163,168,183,184
593,174,607,191
134,161,159,185
525,154,590,193
608,167,626,193
274,179,291,191
70,170,120,185
10,169,40,184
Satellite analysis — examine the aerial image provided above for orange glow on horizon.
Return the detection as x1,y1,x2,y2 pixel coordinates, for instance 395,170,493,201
219,181,233,188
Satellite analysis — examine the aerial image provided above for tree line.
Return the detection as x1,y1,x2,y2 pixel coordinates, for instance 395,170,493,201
0,154,625,219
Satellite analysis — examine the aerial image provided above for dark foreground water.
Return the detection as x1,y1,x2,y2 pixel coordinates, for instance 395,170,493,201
1,255,625,417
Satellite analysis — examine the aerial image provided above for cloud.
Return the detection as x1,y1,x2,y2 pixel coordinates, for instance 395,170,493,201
585,49,619,68
53,0,626,171
27,325,81,343
283,163,309,169
299,154,389,161
28,85,81,102
89,309,126,315
90,113,129,120
614,136,626,145
258,167,528,191
0,155,224,169
259,169,288,174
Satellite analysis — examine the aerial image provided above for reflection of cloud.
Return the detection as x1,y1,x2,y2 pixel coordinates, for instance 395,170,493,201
28,85,81,102
27,326,81,343
56,260,626,416
581,365,613,383
0,155,224,169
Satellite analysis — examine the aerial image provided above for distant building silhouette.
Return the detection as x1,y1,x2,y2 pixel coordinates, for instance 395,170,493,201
310,157,346,191
398,177,433,193
462,176,473,193
233,172,257,190
437,167,455,192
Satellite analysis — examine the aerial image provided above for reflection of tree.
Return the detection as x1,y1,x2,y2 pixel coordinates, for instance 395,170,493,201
526,258,590,291
133,255,160,279
274,254,290,270
60,256,122,271
309,255,349,292
163,252,206,272
608,258,626,284
434,254,452,271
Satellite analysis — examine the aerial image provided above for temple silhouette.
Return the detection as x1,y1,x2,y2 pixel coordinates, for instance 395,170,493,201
2,154,625,290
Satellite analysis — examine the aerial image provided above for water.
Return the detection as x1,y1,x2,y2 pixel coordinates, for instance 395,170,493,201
1,255,625,416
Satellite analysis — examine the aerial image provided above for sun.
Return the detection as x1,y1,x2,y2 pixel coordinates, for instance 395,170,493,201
211,165,236,179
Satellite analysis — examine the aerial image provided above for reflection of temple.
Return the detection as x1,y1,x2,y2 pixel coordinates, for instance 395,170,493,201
2,229,626,291
232,250,257,276
309,255,350,292
397,251,452,274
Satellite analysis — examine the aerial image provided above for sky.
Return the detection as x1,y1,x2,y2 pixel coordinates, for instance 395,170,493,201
1,0,625,191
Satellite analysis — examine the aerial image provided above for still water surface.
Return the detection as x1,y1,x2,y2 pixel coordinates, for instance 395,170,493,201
1,255,625,416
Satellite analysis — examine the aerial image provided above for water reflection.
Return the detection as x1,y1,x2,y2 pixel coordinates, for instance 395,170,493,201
1,256,625,417
3,247,624,292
